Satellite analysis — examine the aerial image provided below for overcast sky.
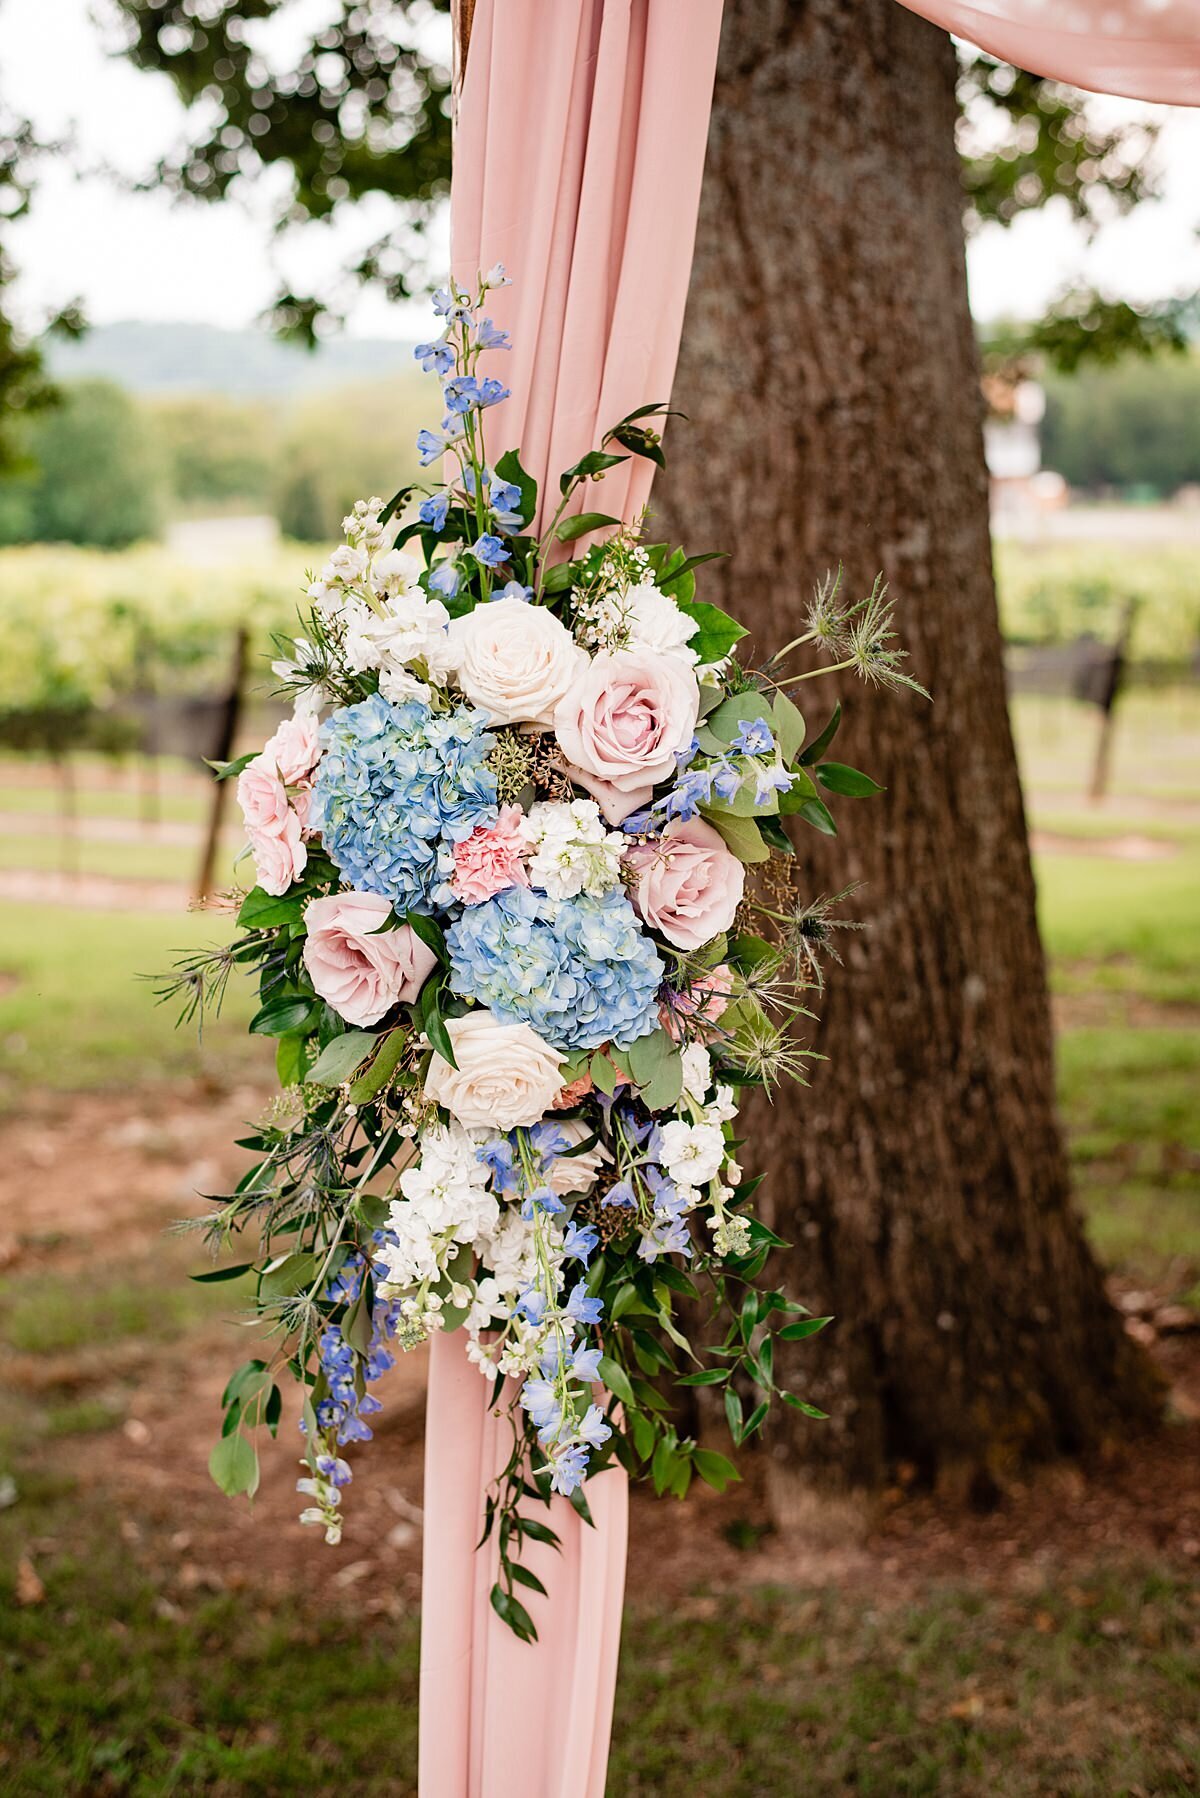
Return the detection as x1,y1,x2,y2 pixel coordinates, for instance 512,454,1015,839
3,0,1199,340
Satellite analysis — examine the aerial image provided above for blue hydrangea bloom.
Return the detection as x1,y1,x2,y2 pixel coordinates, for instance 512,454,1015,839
446,886,663,1051
311,693,497,913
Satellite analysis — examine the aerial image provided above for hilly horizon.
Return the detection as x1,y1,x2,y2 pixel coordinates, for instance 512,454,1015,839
45,320,418,398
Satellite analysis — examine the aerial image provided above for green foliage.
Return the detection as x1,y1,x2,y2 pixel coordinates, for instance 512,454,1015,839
271,376,426,538
996,541,1200,663
0,381,165,549
1039,352,1200,493
148,392,276,508
110,0,453,340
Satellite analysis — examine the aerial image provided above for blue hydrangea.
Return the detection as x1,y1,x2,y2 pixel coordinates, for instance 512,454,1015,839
311,692,497,913
446,886,664,1051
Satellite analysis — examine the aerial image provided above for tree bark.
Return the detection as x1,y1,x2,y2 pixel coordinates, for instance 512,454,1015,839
656,0,1159,1516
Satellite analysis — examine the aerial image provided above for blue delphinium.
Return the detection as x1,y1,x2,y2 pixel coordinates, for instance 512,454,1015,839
446,886,664,1051
311,692,497,912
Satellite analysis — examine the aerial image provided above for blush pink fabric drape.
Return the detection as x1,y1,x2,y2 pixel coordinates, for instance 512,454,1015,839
418,5,723,1796
895,0,1200,104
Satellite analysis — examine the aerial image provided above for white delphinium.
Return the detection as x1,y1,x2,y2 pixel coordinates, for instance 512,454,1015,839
680,1043,713,1106
377,1124,499,1295
520,799,626,899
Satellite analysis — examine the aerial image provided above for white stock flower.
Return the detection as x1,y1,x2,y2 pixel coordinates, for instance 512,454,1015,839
372,548,422,601
658,1119,726,1188
520,799,625,899
378,1123,498,1291
448,595,586,726
680,1043,713,1105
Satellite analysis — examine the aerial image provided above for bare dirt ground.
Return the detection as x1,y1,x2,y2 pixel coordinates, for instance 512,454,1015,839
3,1080,1199,1620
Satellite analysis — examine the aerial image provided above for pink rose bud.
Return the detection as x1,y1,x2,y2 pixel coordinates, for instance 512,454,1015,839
250,811,307,896
626,817,745,950
303,891,438,1027
237,757,291,834
451,804,531,905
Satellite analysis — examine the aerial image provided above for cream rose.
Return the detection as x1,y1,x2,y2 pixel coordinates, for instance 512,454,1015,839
303,891,438,1027
554,650,699,799
546,1117,611,1196
424,1010,565,1130
448,595,586,726
625,817,745,950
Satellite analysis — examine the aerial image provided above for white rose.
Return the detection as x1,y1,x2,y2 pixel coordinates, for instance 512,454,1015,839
424,1010,565,1130
546,1117,610,1195
449,595,586,727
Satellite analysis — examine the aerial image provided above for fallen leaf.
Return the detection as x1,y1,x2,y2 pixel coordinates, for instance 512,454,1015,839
15,1556,45,1607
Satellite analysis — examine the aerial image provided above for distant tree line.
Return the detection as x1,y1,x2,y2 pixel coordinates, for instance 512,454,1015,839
0,372,426,548
1041,353,1200,496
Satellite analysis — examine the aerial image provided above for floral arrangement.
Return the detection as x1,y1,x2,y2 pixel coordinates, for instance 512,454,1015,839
163,268,921,1642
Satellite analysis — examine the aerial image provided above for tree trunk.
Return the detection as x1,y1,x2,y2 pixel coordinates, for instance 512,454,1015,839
657,0,1159,1518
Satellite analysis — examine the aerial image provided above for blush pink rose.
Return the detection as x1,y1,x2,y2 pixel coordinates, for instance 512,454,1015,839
237,757,290,834
451,804,530,904
661,963,734,1043
261,708,321,785
626,817,745,950
554,651,699,800
250,810,307,896
303,890,438,1026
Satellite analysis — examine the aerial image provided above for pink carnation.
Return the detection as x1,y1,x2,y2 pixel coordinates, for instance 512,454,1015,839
250,811,307,896
451,804,530,905
661,963,733,1043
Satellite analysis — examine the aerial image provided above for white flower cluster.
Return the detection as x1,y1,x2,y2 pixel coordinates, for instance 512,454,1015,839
575,557,701,672
307,499,459,704
656,1043,745,1257
377,1123,498,1297
521,799,627,899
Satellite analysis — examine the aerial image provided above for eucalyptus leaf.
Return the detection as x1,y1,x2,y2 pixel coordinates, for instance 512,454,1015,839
208,1432,259,1499
306,1030,377,1088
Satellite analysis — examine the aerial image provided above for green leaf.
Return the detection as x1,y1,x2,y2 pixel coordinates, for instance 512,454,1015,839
693,1448,741,1491
799,701,842,766
490,1583,537,1642
641,1048,683,1113
797,796,838,837
541,560,576,594
238,887,304,930
778,1315,834,1341
589,1049,618,1097
724,1385,744,1445
742,1400,770,1439
404,910,450,965
275,1032,309,1087
509,1561,548,1597
221,1360,269,1408
553,511,620,542
568,1482,595,1526
705,689,775,747
208,1432,259,1498
494,448,538,528
259,1251,318,1304
776,765,819,813
517,1516,561,1550
597,1355,635,1408
771,690,806,762
624,1026,674,1085
816,761,884,798
757,816,794,856
610,1282,650,1322
559,449,628,493
347,1028,407,1104
702,809,769,865
674,594,745,663
780,1393,829,1419
249,995,319,1038
677,1367,729,1387
651,1436,678,1496
204,750,258,783
629,1409,656,1462
191,1263,254,1285
305,1030,377,1088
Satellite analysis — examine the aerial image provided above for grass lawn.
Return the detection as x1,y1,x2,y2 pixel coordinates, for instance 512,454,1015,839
0,904,257,1105
1,1505,1195,1797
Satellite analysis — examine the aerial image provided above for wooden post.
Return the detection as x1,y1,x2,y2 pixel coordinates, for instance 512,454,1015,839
1088,598,1138,804
195,628,248,900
